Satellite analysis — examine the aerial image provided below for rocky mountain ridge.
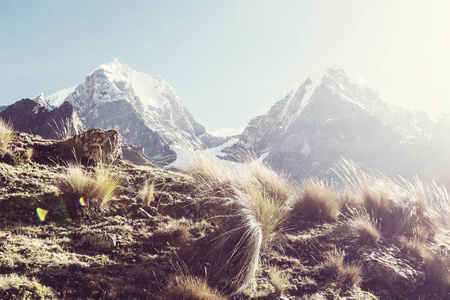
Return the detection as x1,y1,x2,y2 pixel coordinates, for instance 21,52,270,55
227,68,450,186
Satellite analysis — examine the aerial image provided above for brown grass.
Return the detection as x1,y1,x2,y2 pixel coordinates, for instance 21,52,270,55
0,273,32,289
399,235,431,261
267,266,290,296
186,154,292,292
56,162,121,208
321,248,362,290
334,160,439,239
346,206,381,244
292,179,340,222
0,118,13,151
138,180,155,206
162,274,227,300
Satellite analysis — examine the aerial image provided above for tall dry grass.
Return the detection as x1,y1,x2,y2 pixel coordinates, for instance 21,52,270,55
346,206,381,244
56,161,121,209
186,153,292,292
321,248,362,290
291,179,340,222
138,180,155,206
0,118,14,151
333,159,439,240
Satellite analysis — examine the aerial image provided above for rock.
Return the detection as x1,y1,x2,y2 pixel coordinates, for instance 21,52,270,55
121,143,156,167
0,129,122,166
359,246,425,297
59,129,122,165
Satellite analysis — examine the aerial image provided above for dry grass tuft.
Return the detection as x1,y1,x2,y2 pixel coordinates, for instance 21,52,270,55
334,159,439,239
138,180,155,206
322,248,362,290
56,162,121,209
399,234,431,261
162,274,227,300
292,179,340,222
346,206,381,244
0,118,14,151
267,266,290,296
0,273,32,289
186,153,292,292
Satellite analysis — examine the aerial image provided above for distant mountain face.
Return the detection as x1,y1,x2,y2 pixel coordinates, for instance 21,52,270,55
44,59,217,162
227,68,450,184
0,98,85,140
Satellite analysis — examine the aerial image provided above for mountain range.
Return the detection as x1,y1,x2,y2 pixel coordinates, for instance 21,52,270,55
2,60,450,185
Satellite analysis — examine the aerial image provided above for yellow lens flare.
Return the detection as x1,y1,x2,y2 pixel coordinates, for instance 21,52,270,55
79,196,86,207
36,207,49,222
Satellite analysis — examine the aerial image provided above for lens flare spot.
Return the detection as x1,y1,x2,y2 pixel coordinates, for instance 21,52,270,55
36,207,49,221
79,197,86,207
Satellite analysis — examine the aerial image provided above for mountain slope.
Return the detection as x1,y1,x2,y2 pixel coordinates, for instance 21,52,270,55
45,59,215,162
0,98,85,140
228,68,450,184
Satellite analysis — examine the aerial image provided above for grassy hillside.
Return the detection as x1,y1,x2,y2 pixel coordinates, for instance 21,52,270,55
0,121,449,299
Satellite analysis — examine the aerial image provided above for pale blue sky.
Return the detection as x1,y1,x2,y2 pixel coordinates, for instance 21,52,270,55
1,0,449,134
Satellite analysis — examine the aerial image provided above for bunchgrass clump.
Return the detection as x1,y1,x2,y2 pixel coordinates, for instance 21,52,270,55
267,266,290,296
334,159,439,239
186,153,292,292
0,273,32,289
138,180,155,206
56,162,121,209
399,234,431,261
322,248,362,290
0,118,13,151
346,206,381,244
162,274,227,300
292,179,340,222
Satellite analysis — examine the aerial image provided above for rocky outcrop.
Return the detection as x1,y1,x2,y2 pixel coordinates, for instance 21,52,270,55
0,129,122,166
358,245,425,297
59,129,122,165
0,98,85,140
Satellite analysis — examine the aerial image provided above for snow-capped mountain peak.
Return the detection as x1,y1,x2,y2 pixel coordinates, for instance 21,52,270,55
42,59,214,162
229,67,447,184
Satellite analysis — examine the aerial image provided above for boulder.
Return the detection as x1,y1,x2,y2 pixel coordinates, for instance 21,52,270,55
59,129,122,165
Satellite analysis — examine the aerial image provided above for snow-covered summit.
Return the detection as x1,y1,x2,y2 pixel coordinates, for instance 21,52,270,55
43,59,214,162
228,68,448,184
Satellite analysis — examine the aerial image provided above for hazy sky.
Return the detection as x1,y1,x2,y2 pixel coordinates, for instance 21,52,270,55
1,0,449,135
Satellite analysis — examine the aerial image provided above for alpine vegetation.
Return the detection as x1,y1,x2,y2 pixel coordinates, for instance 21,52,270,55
56,161,121,213
186,153,292,292
162,274,227,300
0,118,13,151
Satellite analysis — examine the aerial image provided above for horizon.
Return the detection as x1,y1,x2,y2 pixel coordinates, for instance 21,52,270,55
1,0,449,134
